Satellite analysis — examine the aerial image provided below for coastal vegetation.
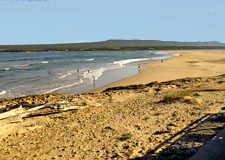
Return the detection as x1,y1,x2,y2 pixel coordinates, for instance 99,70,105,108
1,39,225,52
162,91,192,103
117,132,133,141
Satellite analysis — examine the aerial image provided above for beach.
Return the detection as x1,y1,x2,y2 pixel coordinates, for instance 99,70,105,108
95,50,225,92
0,50,225,159
0,50,173,99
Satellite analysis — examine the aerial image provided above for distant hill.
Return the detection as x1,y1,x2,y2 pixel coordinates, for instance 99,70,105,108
1,39,225,52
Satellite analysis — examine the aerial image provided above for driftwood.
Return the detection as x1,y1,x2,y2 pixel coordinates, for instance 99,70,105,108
0,104,20,113
167,86,225,93
0,102,101,124
187,86,225,92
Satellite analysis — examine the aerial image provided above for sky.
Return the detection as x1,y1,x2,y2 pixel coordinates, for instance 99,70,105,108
0,0,225,44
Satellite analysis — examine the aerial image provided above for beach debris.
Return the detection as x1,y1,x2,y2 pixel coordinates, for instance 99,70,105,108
182,96,202,105
0,101,101,124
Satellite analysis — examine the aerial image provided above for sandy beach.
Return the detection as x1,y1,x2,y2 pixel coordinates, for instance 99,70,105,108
95,50,225,92
0,50,225,159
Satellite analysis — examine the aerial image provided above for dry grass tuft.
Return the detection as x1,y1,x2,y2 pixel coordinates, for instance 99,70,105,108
162,91,192,103
117,132,133,141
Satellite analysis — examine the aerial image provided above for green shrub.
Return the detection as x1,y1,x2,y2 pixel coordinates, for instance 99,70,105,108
117,132,133,141
125,149,134,157
154,112,162,116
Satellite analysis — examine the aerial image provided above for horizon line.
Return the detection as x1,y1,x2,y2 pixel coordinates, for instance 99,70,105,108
0,39,222,46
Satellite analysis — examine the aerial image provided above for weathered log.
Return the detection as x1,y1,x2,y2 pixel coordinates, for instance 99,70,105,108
188,86,225,92
0,106,25,120
167,86,225,93
0,104,20,113
21,105,89,118
0,102,101,123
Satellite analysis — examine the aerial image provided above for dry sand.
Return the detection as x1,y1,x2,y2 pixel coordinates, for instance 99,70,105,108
0,50,225,160
95,50,225,92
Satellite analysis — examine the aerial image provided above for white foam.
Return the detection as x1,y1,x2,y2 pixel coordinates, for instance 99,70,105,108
14,61,49,68
14,64,30,67
21,64,30,67
154,51,167,55
58,71,74,79
41,61,49,64
113,58,151,67
14,63,31,68
83,58,152,81
0,90,7,95
151,56,171,60
173,53,181,56
83,67,106,80
155,51,180,57
85,58,94,61
0,68,10,71
44,79,84,94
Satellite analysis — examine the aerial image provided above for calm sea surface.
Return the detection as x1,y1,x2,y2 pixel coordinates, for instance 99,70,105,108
0,51,176,98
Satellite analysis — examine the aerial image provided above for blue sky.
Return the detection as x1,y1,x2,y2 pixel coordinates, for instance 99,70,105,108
0,0,224,44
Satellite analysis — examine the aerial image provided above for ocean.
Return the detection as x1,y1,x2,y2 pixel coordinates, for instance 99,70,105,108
0,50,176,99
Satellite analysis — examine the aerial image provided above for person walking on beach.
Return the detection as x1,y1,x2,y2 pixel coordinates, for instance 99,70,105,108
93,75,96,88
77,69,79,74
138,64,141,73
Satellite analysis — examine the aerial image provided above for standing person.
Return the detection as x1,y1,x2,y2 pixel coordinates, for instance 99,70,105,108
93,75,96,89
138,64,141,73
161,59,164,63
48,70,51,75
77,69,79,74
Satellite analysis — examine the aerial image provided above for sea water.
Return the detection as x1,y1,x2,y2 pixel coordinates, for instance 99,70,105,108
0,50,176,98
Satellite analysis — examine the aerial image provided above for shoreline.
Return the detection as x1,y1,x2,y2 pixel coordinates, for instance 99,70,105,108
93,50,225,92
0,50,174,99
1,50,224,99
0,50,225,159
0,50,224,100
